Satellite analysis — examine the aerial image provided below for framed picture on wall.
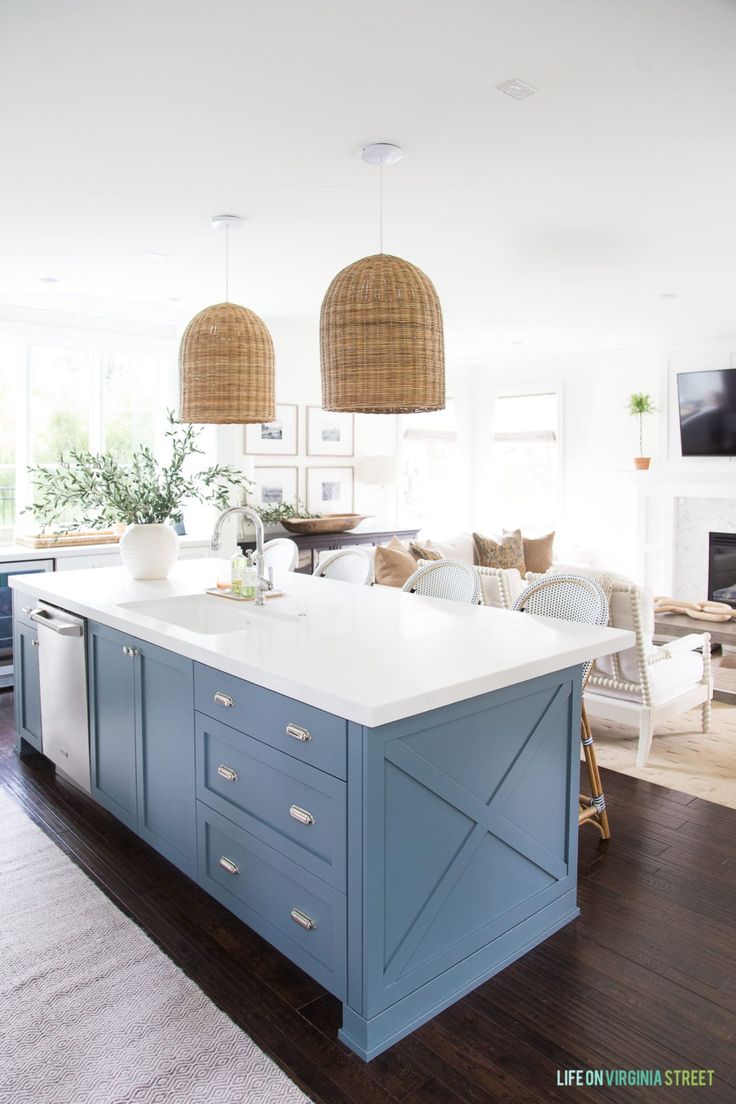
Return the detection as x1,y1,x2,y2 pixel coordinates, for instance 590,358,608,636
306,466,354,515
306,406,354,457
252,466,299,510
244,404,298,455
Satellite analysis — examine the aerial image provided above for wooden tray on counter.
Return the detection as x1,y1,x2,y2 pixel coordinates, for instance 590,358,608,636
16,530,121,549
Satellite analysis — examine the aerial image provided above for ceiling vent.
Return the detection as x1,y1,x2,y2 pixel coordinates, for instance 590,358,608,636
496,78,537,100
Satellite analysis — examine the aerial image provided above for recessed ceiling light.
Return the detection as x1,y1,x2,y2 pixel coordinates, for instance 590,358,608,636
496,78,537,100
40,276,60,283
658,292,678,299
146,250,168,259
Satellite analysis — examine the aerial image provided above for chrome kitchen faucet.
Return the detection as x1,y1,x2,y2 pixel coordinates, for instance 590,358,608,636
210,506,273,606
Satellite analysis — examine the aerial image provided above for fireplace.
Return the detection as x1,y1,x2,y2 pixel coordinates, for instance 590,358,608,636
708,531,736,608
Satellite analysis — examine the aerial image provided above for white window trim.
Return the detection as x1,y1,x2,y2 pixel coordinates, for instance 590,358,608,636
489,381,564,527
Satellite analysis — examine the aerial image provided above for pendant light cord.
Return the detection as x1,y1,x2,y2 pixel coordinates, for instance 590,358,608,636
225,222,230,302
379,161,383,254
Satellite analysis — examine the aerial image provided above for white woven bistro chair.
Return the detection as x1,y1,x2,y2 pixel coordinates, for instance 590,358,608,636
313,548,374,586
262,538,299,574
513,573,611,839
402,559,482,605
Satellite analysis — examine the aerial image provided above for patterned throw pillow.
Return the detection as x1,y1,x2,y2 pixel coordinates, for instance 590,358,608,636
472,529,526,573
409,541,443,562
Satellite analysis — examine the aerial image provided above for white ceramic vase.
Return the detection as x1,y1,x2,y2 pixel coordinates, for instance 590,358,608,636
119,523,179,580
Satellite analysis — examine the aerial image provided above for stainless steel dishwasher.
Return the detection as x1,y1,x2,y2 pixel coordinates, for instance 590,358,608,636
30,601,90,793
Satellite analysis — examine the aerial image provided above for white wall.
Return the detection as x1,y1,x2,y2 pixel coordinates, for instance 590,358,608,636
212,321,668,576
467,346,662,576
213,317,475,537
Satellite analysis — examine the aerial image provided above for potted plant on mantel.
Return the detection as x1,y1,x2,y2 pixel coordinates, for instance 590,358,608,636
628,392,657,470
28,417,247,579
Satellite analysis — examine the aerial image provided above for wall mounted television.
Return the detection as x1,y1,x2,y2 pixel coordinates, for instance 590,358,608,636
677,367,736,457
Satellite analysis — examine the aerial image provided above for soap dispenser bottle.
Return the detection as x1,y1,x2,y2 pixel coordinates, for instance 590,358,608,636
243,552,256,599
230,550,246,596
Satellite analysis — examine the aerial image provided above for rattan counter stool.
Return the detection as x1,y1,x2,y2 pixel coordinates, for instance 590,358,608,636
513,573,611,840
402,559,482,605
313,548,374,586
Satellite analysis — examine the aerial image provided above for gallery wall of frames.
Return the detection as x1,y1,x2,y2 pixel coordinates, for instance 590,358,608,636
243,404,356,516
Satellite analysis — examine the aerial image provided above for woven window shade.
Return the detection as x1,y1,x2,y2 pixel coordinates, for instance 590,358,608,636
179,302,275,424
320,253,445,414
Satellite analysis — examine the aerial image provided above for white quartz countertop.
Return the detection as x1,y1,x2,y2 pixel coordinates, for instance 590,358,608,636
11,560,634,727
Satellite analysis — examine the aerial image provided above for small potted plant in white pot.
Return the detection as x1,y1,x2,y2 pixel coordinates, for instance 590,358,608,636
628,392,657,470
28,417,247,579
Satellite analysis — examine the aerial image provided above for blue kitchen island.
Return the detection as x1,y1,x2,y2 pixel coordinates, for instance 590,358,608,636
11,562,631,1060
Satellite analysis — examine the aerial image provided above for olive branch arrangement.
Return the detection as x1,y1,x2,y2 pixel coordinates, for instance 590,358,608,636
28,415,248,529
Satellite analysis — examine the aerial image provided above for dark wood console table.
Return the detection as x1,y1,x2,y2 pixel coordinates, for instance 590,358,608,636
239,527,420,575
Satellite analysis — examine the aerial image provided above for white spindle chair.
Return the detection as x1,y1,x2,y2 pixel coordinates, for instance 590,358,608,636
527,567,713,767
402,560,482,605
313,548,374,585
513,573,611,839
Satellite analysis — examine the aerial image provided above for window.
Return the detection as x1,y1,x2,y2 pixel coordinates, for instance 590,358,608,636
490,389,561,530
0,327,175,525
102,351,159,457
29,345,92,464
400,400,466,532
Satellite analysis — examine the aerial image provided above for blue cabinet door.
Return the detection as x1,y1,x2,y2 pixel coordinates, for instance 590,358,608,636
88,622,138,830
13,621,42,752
135,639,196,878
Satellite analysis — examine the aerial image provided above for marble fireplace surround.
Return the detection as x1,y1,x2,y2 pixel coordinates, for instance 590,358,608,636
675,498,736,601
634,471,736,601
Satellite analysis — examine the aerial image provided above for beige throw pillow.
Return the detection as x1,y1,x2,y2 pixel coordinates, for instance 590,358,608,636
473,529,526,573
374,539,419,587
387,535,411,553
522,532,555,574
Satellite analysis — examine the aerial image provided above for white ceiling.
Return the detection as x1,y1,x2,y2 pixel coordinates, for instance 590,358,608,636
4,0,736,358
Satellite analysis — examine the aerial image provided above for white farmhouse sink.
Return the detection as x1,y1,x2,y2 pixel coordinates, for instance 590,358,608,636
120,593,298,635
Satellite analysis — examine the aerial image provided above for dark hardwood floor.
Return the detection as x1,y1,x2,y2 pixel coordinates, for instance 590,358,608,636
2,688,735,1103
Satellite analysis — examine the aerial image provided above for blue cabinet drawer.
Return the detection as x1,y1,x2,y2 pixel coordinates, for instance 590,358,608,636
196,713,346,889
194,663,347,780
197,803,346,999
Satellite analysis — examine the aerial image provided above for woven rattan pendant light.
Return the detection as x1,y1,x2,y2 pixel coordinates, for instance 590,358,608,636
179,215,274,424
320,143,445,414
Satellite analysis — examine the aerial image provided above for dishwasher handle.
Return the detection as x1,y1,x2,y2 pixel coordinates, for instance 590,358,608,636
30,608,84,637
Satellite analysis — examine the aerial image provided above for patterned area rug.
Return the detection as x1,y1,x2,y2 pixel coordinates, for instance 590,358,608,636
0,790,309,1104
589,702,736,809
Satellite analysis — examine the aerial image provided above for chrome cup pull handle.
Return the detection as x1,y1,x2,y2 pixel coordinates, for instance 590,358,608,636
290,907,316,931
218,856,240,875
289,804,315,826
286,723,311,743
214,691,234,708
217,764,239,783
